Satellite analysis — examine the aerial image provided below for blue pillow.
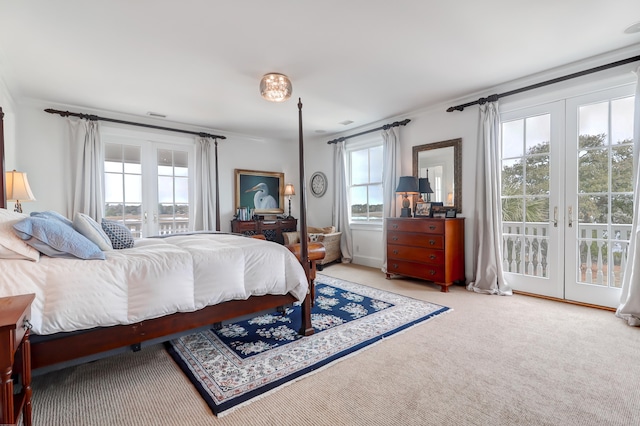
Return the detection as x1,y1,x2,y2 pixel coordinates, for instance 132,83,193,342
101,219,135,249
14,216,105,260
31,210,74,227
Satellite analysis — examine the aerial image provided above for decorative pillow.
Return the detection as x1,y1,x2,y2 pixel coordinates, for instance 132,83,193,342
308,233,324,242
13,216,105,260
0,209,40,261
73,213,113,251
308,226,336,234
31,210,74,227
101,219,135,249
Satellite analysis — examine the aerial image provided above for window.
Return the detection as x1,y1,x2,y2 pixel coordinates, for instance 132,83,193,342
102,127,194,238
348,142,383,223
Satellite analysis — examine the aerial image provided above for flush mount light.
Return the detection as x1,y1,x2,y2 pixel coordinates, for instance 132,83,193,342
260,73,292,102
624,21,640,34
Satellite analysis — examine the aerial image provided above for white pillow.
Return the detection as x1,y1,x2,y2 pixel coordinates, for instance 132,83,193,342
73,213,113,251
0,208,40,261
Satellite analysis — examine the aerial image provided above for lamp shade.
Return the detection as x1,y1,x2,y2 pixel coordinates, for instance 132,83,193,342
395,176,419,194
419,177,433,194
284,183,295,196
260,73,292,102
5,170,36,202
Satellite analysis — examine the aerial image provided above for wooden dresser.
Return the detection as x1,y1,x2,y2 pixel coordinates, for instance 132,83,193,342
231,218,297,245
386,217,465,292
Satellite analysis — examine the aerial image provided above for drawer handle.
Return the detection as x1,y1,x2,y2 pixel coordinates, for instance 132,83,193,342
429,254,436,259
392,237,398,241
428,270,436,276
392,263,398,268
392,224,398,229
429,240,436,245
429,225,436,230
23,318,33,330
393,250,399,255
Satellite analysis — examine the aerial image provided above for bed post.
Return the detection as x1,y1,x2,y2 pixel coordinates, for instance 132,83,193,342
0,107,5,209
297,98,314,336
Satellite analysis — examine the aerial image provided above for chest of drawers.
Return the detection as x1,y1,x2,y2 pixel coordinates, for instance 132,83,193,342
386,217,465,292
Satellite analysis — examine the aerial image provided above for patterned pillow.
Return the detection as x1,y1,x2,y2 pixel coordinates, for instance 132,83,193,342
101,219,135,249
308,233,324,242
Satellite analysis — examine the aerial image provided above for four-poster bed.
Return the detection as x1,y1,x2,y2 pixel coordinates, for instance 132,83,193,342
0,102,313,378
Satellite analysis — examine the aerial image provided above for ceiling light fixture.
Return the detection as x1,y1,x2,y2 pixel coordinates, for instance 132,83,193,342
260,73,292,102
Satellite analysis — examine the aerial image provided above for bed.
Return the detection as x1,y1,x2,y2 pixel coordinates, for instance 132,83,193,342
0,103,314,376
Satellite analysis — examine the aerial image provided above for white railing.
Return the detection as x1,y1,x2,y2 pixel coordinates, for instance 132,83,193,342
119,219,190,239
502,221,631,288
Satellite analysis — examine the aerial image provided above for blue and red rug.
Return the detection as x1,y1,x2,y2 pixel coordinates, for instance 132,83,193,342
166,275,450,416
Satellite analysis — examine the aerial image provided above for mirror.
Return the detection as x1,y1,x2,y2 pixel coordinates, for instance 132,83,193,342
412,138,462,213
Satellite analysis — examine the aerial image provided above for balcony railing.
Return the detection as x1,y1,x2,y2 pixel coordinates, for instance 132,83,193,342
109,218,190,239
502,221,631,288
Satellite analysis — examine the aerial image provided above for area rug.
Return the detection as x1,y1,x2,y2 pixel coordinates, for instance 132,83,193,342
165,275,450,416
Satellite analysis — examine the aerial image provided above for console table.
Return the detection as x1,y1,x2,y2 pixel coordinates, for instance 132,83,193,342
0,293,35,426
231,218,297,245
386,217,465,292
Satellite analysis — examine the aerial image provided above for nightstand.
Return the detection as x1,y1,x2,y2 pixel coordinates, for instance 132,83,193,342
0,293,35,426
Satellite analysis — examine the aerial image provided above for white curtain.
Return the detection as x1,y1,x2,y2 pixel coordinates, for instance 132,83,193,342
194,136,216,231
333,141,353,262
381,127,400,273
66,118,103,221
467,101,512,295
616,66,640,325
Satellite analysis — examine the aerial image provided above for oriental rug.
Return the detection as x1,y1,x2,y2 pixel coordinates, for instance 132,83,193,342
165,275,450,417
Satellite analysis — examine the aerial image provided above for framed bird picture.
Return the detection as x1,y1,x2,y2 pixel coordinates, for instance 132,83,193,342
235,169,285,214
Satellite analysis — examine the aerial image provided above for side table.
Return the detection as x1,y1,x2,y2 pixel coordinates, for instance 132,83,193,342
0,293,35,426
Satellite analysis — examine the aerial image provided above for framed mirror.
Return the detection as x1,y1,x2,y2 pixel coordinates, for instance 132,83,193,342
412,138,462,213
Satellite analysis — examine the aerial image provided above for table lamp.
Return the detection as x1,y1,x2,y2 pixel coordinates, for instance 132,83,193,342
395,176,418,217
5,170,36,213
284,183,295,218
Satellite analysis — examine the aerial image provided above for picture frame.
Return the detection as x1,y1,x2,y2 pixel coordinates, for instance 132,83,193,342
445,208,457,218
235,169,284,214
414,202,432,217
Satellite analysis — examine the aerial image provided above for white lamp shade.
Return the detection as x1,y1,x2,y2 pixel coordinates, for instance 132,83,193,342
284,183,295,196
5,170,36,202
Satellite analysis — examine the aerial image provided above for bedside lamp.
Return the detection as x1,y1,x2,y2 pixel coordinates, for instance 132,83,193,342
5,170,36,213
395,176,418,217
284,183,295,218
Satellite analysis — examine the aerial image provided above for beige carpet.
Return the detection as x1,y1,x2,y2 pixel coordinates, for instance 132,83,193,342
31,264,640,425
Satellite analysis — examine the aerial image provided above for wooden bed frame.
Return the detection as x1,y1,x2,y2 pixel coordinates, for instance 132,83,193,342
0,103,314,374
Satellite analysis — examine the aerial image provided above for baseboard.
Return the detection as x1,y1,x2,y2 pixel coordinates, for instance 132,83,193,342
351,255,382,269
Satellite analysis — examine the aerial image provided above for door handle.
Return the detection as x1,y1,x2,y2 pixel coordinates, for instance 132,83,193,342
553,206,558,228
568,206,573,228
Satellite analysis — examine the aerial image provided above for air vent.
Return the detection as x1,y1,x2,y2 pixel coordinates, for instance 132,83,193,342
339,120,354,126
146,112,167,118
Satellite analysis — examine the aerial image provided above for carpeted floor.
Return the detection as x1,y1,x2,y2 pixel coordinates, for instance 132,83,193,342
30,264,640,425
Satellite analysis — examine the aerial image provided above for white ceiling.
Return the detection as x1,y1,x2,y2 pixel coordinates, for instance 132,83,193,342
0,1,639,142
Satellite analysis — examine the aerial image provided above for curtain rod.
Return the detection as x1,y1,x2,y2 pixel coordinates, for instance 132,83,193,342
326,118,410,144
446,54,640,112
44,108,227,140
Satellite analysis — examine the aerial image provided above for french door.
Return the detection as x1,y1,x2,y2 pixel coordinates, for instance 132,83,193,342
500,84,635,308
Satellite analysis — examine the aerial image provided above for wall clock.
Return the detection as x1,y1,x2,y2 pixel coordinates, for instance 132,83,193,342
310,171,327,197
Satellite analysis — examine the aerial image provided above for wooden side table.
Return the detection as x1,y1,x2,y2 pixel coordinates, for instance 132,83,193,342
0,293,35,426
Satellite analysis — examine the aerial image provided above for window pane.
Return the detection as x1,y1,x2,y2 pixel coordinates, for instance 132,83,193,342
611,145,633,193
578,148,608,193
611,96,634,144
175,177,189,203
351,149,368,185
525,114,550,153
502,119,523,158
124,162,141,174
124,174,142,203
579,101,608,146
502,159,523,196
158,176,174,203
158,149,172,166
369,184,383,220
104,173,123,202
174,151,188,168
369,146,383,183
104,161,122,173
350,186,367,220
525,154,549,195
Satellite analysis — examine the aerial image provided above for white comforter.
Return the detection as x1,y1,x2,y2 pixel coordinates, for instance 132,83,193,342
0,233,308,335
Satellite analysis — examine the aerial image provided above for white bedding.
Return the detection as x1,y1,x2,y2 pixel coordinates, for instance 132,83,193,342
0,233,308,335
